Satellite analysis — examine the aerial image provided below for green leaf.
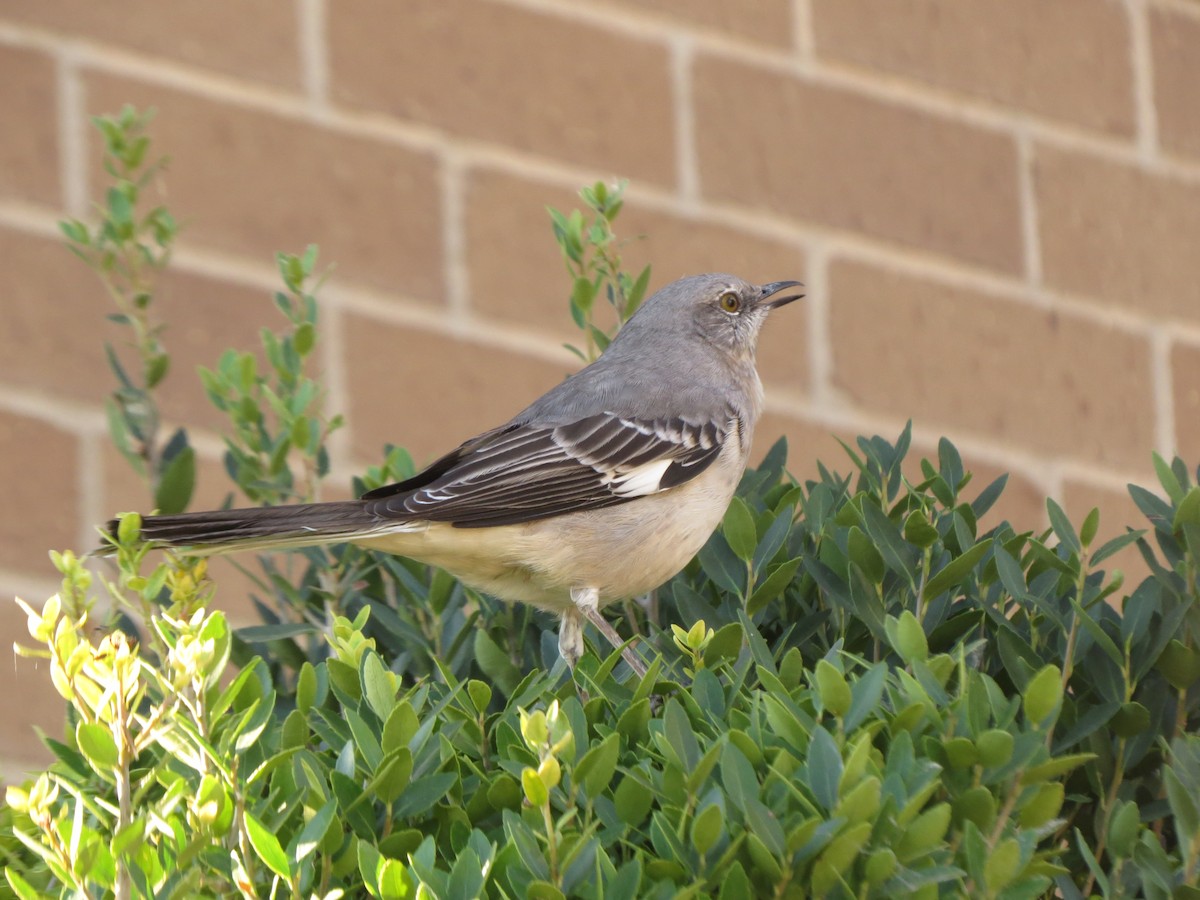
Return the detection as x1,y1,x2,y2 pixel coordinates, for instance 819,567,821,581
1070,599,1124,670
1107,799,1141,858
1153,451,1185,503
1090,529,1144,565
923,538,993,600
687,803,721,858
110,818,146,858
378,859,408,900
296,661,317,714
806,726,842,811
813,659,852,717
1020,752,1096,784
704,621,745,664
723,497,758,563
1157,640,1200,691
77,722,119,770
154,445,195,515
467,679,492,714
245,811,291,880
983,836,1020,894
887,610,928,664
698,534,745,597
1079,506,1101,548
903,509,939,548
4,869,42,900
362,651,397,720
746,557,802,616
846,526,885,584
1174,485,1200,530
294,798,336,863
394,772,456,819
720,742,758,814
145,352,169,388
627,265,652,314
294,321,315,356
107,185,133,229
614,774,653,826
1165,754,1200,841
1023,664,1063,726
1046,498,1080,553
663,698,700,771
573,732,620,798
896,803,951,861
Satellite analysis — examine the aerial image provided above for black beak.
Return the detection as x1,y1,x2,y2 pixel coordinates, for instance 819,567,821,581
759,280,805,309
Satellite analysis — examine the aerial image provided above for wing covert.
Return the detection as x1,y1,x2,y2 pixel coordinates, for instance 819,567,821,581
363,412,732,528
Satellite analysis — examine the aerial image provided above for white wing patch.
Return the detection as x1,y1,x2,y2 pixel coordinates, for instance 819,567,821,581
607,458,674,497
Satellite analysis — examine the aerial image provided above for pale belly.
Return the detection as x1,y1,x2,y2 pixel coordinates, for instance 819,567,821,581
354,440,744,615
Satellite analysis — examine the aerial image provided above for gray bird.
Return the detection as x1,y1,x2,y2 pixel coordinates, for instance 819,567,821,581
112,274,803,673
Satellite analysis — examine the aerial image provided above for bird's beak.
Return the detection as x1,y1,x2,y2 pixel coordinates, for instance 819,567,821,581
759,280,805,309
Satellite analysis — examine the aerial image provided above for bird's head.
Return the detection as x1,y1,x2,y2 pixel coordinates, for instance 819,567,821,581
620,273,804,362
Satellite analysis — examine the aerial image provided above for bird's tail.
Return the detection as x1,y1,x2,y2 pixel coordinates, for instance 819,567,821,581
103,501,384,556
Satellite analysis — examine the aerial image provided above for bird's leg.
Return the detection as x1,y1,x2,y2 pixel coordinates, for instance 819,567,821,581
570,587,648,678
558,608,585,670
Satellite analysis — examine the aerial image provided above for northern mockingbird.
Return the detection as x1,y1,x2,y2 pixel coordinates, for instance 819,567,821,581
110,273,802,673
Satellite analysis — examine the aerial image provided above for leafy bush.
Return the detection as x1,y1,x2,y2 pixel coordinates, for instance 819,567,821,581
3,109,1199,899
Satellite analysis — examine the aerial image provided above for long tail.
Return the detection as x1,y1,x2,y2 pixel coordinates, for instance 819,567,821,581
104,501,386,556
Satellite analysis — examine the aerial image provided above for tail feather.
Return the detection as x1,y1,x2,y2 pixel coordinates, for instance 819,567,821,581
105,501,383,555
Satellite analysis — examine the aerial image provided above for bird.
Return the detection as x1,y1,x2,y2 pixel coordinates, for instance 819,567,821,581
107,273,803,674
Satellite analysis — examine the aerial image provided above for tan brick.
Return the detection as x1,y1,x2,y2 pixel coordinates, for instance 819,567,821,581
343,314,576,464
758,411,1047,533
811,0,1134,136
0,589,67,767
756,411,855,484
329,0,676,186
1151,6,1200,161
146,269,293,436
0,411,79,572
694,58,1023,273
905,429,1048,533
1036,144,1200,321
0,226,296,432
1173,341,1200,463
587,0,794,47
0,46,59,207
464,168,809,392
0,226,105,404
86,74,444,300
1062,479,1151,585
828,260,1156,468
957,457,1046,535
2,0,300,87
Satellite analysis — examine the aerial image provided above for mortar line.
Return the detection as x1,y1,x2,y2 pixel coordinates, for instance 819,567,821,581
76,430,105,552
55,46,88,218
669,35,700,206
439,150,471,319
792,0,816,61
1126,0,1161,162
803,242,833,408
1015,130,1044,289
298,0,330,114
1150,328,1177,457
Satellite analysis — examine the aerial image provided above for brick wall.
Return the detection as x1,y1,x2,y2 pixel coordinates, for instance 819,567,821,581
2,0,1197,769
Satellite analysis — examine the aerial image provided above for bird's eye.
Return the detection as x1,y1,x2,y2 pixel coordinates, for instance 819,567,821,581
718,291,741,313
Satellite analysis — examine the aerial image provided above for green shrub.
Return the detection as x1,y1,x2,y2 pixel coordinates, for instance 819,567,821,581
3,109,1199,899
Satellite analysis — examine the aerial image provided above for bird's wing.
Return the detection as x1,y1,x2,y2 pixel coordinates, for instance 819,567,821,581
361,412,734,527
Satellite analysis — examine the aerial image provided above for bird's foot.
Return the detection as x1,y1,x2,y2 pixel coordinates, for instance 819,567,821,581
568,587,648,679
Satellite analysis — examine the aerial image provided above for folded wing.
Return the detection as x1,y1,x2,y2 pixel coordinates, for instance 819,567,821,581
362,411,733,528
